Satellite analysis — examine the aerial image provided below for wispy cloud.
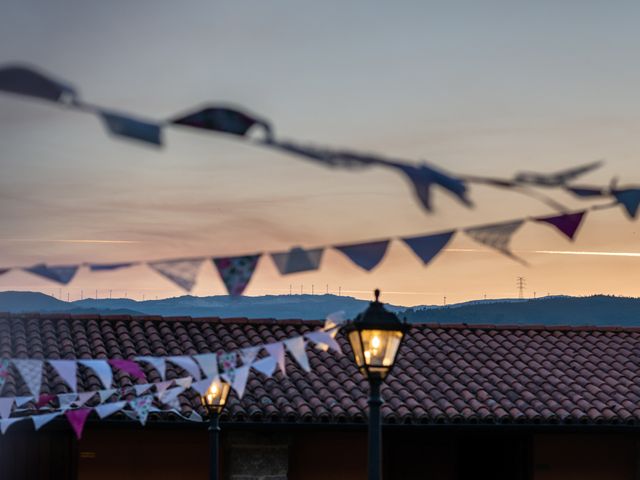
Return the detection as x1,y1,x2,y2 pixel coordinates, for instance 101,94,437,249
446,248,640,258
0,239,143,244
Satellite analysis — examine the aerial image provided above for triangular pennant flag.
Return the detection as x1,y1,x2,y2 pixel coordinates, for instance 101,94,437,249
100,111,163,146
325,311,347,330
515,161,603,187
190,377,215,396
171,106,272,140
535,212,586,240
58,393,77,410
270,247,324,275
167,357,201,381
335,240,389,271
193,353,218,380
75,391,95,408
305,330,343,354
89,262,135,271
0,269,8,276
108,359,146,381
78,360,113,389
136,357,166,380
158,386,185,407
1,417,24,434
566,186,607,198
13,359,43,397
213,254,261,296
240,347,261,366
65,408,92,440
36,393,56,408
15,396,33,407
228,366,250,399
251,356,277,377
49,360,78,392
284,337,310,372
265,343,286,375
134,384,152,396
218,352,237,374
32,412,61,431
0,359,9,394
129,395,153,426
174,377,193,389
95,401,126,419
0,397,14,419
98,389,117,403
154,380,173,397
464,220,526,263
148,258,204,292
23,264,78,285
613,189,640,219
402,231,455,265
0,64,77,103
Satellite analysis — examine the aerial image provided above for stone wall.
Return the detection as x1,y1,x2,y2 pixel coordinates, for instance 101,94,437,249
225,431,289,480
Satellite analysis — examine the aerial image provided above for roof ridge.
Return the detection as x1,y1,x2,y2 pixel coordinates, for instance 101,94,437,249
415,322,640,333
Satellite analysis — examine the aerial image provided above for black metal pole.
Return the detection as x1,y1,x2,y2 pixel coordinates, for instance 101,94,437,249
209,411,220,480
368,378,382,480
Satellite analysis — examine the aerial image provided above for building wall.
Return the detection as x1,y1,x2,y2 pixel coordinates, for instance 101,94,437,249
533,433,637,480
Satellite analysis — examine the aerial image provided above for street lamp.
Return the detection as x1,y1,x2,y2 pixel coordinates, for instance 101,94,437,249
345,289,409,480
200,378,231,480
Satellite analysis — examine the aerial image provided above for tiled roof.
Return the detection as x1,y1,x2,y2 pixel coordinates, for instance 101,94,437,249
2,313,640,427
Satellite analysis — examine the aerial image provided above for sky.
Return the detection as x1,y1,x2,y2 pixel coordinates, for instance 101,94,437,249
1,0,640,306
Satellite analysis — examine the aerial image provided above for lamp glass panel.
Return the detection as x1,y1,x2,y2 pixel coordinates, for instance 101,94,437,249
348,330,365,368
360,329,403,368
201,379,231,409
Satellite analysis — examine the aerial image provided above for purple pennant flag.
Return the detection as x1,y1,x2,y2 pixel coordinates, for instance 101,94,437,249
613,189,640,219
65,408,92,440
566,186,608,198
402,231,455,265
100,111,163,146
0,359,9,394
171,106,272,140
0,269,9,276
213,254,261,296
0,64,77,103
535,212,586,240
108,359,146,381
270,247,324,275
334,240,389,271
24,264,79,285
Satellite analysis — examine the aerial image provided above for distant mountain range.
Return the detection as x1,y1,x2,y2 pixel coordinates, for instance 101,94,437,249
1,291,639,326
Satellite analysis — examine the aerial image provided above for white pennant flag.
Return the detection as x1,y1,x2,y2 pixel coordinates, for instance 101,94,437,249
136,357,166,380
13,359,43,397
78,360,113,389
464,220,526,263
265,343,286,375
95,401,126,419
174,377,193,389
98,389,117,403
193,353,218,380
225,365,250,399
15,396,33,407
168,357,202,381
1,417,24,434
49,360,77,392
240,347,261,366
191,377,215,396
32,412,61,431
0,397,14,419
305,330,343,354
134,384,152,396
58,393,77,410
154,380,173,397
284,337,311,372
251,356,277,377
159,386,185,410
148,258,204,292
75,391,96,408
325,311,347,330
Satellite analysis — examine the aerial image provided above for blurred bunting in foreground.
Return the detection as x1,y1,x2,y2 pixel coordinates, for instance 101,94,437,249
335,240,390,271
24,264,79,285
0,64,76,103
270,247,324,275
465,220,526,264
613,189,640,219
149,258,205,292
172,106,272,140
100,111,162,146
213,254,261,296
402,231,455,265
535,212,586,240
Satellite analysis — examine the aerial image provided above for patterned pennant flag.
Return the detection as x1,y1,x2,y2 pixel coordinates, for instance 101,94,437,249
284,337,310,372
265,343,286,375
108,359,146,381
402,231,455,265
78,360,113,389
89,262,135,271
58,393,77,410
213,254,261,296
240,347,261,366
0,397,14,420
49,360,77,392
464,220,526,263
270,247,324,275
148,258,204,292
0,64,77,102
32,412,61,431
95,401,126,419
251,357,277,377
135,357,166,380
134,384,152,396
193,353,218,380
167,356,202,381
218,352,237,374
171,106,272,139
129,395,153,426
13,359,43,397
535,212,586,240
100,111,163,146
305,330,342,354
613,189,640,219
0,359,9,393
335,240,389,271
65,408,92,439
1,417,25,435
23,264,78,285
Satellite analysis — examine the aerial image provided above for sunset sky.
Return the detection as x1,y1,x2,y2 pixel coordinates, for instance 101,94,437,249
1,1,640,306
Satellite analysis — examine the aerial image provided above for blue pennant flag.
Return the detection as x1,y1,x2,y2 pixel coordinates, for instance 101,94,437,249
335,240,389,271
402,231,455,265
24,264,79,284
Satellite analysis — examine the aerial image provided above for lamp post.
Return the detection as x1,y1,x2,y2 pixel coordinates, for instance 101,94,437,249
345,289,409,480
200,378,231,480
